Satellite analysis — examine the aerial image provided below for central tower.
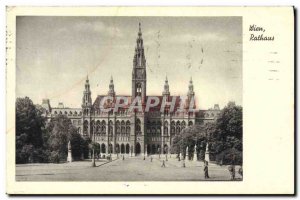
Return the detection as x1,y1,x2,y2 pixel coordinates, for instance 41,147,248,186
132,23,147,105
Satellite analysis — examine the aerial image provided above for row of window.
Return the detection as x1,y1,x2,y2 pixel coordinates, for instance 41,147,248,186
53,110,82,116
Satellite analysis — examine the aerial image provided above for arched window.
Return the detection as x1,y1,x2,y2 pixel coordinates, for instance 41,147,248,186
101,143,106,154
96,120,101,134
136,83,142,96
181,121,186,130
176,121,181,134
54,111,57,115
109,120,113,135
171,121,175,136
136,119,141,134
157,127,161,136
151,127,156,135
188,121,193,127
126,120,131,136
90,120,95,137
121,121,125,135
164,121,169,136
101,120,106,135
83,120,89,136
120,144,125,154
116,121,121,135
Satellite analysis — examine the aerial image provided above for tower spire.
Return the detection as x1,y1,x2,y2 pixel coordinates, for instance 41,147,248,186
163,76,170,96
138,22,142,37
82,74,92,115
132,22,147,104
108,76,115,97
187,77,195,102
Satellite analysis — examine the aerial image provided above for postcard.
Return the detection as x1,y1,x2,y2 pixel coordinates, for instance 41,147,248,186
6,6,294,195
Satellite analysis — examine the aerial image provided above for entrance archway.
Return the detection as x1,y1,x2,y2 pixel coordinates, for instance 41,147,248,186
136,143,141,155
147,144,151,155
126,144,130,154
121,144,125,154
115,144,120,154
101,143,106,154
151,144,156,154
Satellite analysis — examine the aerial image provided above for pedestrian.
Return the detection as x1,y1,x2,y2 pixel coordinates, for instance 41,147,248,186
238,166,243,177
150,156,153,162
228,164,235,180
204,161,209,179
122,155,125,160
161,160,166,167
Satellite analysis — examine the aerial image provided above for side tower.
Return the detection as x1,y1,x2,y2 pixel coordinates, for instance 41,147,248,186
132,23,147,104
187,77,196,110
82,76,92,137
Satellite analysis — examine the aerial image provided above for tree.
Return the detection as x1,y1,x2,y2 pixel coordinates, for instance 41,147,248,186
70,131,88,160
46,114,85,163
208,102,243,164
172,125,207,160
216,102,243,140
16,97,46,163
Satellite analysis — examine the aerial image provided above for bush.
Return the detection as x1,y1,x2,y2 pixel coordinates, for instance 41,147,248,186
215,148,242,165
49,151,61,163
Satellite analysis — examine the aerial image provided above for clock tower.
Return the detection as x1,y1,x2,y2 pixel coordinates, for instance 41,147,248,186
132,23,147,105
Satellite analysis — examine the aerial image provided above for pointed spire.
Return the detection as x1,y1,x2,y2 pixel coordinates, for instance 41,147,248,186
188,77,195,97
82,74,92,108
133,22,146,68
138,22,142,37
163,76,170,96
108,75,115,96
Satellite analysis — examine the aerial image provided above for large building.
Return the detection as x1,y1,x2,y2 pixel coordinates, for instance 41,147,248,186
41,23,220,156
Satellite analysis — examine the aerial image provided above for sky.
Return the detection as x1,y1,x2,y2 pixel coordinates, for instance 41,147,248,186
16,16,242,109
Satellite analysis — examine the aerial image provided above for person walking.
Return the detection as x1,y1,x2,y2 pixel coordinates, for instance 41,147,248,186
204,161,209,179
150,156,153,162
228,164,236,180
238,166,243,177
161,160,166,167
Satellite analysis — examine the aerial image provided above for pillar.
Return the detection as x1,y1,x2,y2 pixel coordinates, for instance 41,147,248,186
161,118,164,154
113,115,116,154
106,118,109,155
130,114,136,156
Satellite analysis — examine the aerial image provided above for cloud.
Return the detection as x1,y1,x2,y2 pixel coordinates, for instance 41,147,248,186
166,32,227,44
57,20,124,38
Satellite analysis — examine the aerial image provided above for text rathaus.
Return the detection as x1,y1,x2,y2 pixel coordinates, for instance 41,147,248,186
41,23,220,156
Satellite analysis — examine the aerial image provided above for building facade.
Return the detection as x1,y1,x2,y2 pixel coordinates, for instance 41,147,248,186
41,23,220,156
